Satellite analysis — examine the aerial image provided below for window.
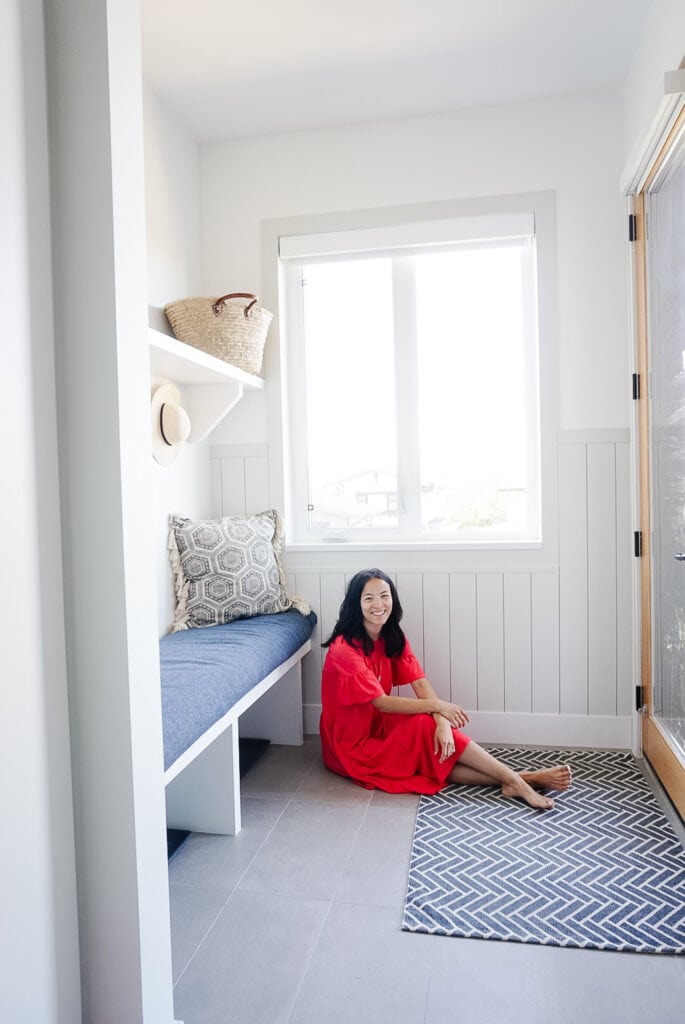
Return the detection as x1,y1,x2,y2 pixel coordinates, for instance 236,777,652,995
279,207,547,546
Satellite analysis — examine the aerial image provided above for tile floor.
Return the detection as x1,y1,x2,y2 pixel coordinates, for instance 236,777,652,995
169,738,685,1024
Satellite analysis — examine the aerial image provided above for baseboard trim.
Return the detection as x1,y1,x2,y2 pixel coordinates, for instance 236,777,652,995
303,704,633,749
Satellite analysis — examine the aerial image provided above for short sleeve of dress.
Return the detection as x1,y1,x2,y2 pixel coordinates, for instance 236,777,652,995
392,639,424,686
326,638,385,706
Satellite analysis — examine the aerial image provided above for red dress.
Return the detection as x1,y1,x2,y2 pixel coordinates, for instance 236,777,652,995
319,635,470,794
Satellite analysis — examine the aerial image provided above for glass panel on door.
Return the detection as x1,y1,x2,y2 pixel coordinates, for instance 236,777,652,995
647,126,685,762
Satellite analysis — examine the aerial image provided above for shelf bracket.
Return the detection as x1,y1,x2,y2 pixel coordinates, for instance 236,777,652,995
183,382,244,442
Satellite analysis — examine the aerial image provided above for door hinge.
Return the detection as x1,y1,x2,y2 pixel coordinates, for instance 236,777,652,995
632,372,640,400
634,530,643,557
636,684,645,713
628,213,637,242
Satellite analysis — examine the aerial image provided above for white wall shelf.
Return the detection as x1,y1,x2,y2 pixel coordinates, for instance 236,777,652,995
149,328,264,442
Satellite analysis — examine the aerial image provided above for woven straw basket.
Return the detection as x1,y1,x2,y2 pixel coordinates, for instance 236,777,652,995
164,292,273,376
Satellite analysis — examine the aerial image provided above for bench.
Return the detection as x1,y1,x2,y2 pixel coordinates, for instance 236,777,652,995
160,608,317,835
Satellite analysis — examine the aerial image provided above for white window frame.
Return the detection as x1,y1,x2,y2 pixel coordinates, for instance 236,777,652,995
263,193,559,559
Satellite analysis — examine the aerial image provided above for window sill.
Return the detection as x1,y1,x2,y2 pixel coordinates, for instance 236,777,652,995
285,539,543,553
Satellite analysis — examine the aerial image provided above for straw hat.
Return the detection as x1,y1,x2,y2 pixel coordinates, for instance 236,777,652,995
151,381,191,466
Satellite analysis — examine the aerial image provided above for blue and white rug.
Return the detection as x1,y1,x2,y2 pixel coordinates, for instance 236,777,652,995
402,747,685,953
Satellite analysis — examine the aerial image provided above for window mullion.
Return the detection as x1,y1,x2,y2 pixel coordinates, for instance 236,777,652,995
392,257,422,536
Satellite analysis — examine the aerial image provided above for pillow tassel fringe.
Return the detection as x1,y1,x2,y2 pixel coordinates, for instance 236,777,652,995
167,521,190,631
272,510,311,617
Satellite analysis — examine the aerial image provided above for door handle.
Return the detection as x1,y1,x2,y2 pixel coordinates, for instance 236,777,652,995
675,554,685,561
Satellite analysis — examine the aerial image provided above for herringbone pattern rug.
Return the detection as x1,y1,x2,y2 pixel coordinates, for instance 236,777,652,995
402,748,685,953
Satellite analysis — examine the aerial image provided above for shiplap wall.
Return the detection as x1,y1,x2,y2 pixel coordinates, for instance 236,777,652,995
211,431,634,749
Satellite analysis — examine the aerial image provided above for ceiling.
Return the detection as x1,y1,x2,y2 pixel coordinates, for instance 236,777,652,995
140,0,651,143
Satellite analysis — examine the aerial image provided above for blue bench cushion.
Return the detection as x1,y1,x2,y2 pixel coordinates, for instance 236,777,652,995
160,609,317,771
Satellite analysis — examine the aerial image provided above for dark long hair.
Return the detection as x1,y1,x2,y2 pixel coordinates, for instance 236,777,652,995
322,568,406,657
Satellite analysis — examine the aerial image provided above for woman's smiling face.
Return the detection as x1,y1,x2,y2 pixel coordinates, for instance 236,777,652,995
360,577,393,638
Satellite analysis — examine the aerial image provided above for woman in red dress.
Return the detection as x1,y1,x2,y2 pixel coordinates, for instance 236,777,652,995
320,569,571,809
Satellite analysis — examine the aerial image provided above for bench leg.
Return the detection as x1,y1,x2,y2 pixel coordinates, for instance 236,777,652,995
165,720,241,835
239,661,304,745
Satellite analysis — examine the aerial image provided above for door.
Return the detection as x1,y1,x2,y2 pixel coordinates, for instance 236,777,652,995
635,107,685,819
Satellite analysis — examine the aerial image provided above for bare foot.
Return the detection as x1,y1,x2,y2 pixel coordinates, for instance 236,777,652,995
501,773,555,810
520,764,572,793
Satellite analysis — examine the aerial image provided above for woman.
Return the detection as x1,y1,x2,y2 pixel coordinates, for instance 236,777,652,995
320,569,571,810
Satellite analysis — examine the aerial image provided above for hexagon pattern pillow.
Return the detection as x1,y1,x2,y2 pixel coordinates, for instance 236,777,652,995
168,510,295,630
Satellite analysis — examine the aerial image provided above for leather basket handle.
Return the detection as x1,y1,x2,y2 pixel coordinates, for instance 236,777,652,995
212,292,258,318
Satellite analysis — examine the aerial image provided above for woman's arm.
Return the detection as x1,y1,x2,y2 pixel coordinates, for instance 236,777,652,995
372,693,441,715
411,677,470,729
372,680,469,727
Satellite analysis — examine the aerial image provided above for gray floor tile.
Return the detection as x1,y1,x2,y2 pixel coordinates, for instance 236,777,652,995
169,883,228,983
239,795,290,830
168,828,270,892
426,934,685,1024
334,804,417,908
173,890,329,1024
240,745,317,798
238,800,367,900
292,758,375,805
371,788,421,810
288,902,434,1024
425,937,570,1024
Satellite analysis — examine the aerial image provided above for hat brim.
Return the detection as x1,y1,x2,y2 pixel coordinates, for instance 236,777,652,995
151,381,189,466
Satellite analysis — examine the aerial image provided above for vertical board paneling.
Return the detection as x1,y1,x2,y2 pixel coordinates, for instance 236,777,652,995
397,573,424,665
476,574,504,711
450,573,477,709
532,572,560,713
422,573,450,700
211,456,222,516
294,573,322,706
319,573,346,650
616,443,633,716
250,432,631,731
244,456,269,513
220,457,246,515
587,443,617,715
504,573,532,712
559,443,588,714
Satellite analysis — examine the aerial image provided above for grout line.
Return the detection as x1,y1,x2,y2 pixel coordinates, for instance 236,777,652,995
282,791,374,1023
172,885,233,988
172,751,309,987
422,933,437,1024
328,797,373,904
282,898,335,1024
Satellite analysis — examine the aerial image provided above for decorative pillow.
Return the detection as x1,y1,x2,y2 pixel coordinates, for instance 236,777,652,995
168,510,306,631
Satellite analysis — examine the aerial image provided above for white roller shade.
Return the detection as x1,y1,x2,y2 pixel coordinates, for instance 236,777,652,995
279,212,535,260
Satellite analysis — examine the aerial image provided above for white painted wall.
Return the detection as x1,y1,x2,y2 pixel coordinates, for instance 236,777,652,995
143,87,216,634
202,92,630,437
144,84,204,331
623,0,685,164
45,0,174,1019
1,2,81,1020
199,92,633,737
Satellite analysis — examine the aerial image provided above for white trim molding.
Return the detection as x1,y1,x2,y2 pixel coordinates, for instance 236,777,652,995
304,704,633,750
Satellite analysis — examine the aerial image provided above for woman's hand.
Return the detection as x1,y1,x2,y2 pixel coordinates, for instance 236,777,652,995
435,701,470,729
433,716,457,762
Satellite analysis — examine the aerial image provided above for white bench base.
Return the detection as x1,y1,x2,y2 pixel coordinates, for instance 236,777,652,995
164,641,310,836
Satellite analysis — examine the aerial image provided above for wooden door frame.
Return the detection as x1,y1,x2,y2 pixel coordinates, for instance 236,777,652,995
633,107,685,820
